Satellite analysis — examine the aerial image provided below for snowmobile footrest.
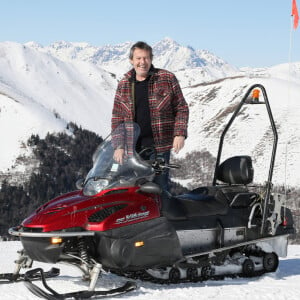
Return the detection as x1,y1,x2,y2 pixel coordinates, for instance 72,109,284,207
0,273,21,283
24,268,137,299
26,267,60,281
0,267,59,284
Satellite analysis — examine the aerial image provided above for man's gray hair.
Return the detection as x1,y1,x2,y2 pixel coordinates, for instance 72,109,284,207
129,41,153,60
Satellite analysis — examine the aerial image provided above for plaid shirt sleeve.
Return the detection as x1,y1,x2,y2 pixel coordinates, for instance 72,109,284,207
111,76,135,150
169,74,189,137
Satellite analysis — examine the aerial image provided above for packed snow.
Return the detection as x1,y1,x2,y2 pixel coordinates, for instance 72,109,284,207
0,241,299,299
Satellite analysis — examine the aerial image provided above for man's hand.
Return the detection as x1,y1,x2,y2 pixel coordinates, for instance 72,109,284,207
173,136,185,154
113,148,125,164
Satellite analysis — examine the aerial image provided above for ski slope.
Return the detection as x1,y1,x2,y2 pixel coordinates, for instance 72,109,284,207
0,241,299,299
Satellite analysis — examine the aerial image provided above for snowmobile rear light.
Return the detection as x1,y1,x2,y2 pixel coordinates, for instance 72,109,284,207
282,217,288,226
51,237,63,245
134,241,144,247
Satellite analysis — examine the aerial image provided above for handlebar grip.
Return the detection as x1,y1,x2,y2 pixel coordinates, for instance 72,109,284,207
167,164,180,169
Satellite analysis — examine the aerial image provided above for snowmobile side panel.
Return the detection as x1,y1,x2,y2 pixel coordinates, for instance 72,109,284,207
177,228,218,254
177,225,248,256
20,237,64,263
96,217,183,270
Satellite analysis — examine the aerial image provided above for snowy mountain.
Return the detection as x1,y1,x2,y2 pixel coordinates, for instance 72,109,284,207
0,41,116,176
28,37,238,86
0,39,299,187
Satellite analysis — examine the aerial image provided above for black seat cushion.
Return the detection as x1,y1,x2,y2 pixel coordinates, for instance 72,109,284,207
177,188,228,217
161,187,228,219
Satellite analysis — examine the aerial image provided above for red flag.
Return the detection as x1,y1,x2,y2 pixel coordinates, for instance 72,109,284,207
292,0,299,29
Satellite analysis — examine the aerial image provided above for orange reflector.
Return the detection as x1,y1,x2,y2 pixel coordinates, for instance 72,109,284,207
51,237,63,244
134,241,144,247
252,89,260,99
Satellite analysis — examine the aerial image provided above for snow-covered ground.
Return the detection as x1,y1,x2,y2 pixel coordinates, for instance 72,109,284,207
0,241,299,299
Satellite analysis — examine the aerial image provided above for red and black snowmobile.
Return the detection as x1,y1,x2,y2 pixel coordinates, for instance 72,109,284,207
2,84,295,299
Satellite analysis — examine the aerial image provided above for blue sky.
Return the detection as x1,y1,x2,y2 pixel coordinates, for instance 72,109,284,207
0,0,299,67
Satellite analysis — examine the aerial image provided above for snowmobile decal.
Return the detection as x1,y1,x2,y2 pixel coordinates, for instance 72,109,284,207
115,210,150,224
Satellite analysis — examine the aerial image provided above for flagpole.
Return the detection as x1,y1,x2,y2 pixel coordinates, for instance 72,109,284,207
284,1,297,211
288,16,293,77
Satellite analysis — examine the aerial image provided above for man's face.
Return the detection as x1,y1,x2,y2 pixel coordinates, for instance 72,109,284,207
130,48,152,80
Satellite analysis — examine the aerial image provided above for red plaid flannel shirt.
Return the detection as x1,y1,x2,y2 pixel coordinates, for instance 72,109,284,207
112,67,189,153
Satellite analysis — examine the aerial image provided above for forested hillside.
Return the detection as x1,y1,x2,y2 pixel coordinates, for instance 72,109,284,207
0,123,102,236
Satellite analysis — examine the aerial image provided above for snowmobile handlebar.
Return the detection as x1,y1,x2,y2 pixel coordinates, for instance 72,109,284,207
138,147,180,170
150,158,180,171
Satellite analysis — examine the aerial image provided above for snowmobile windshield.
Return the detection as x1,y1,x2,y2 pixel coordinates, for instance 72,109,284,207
83,122,155,196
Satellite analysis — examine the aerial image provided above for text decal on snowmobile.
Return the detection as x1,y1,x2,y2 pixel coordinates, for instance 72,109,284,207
115,210,150,224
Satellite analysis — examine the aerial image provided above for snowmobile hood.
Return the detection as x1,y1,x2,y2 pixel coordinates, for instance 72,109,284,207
20,185,153,233
21,190,92,231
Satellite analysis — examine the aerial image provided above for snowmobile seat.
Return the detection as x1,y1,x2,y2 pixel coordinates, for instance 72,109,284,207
174,186,229,217
216,155,257,208
166,156,255,218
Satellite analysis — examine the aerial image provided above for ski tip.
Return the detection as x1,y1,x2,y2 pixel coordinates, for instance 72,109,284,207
124,280,138,291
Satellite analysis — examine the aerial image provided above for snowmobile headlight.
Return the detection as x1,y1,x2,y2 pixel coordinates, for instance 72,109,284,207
51,237,63,244
134,241,144,247
83,179,109,196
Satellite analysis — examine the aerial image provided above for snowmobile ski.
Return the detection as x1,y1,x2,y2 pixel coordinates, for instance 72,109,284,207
0,249,60,284
24,268,137,300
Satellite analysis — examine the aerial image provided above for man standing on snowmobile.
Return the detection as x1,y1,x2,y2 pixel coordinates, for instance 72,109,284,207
111,41,189,191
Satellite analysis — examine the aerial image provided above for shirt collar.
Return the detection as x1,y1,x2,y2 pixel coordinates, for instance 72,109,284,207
127,65,156,82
